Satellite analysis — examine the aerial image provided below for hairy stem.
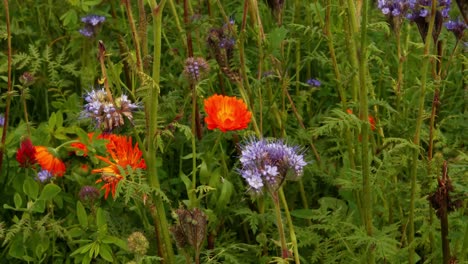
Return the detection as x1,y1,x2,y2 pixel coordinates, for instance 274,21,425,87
0,0,13,173
408,2,437,263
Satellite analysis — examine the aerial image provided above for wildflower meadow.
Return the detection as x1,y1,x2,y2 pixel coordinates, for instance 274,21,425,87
0,0,467,263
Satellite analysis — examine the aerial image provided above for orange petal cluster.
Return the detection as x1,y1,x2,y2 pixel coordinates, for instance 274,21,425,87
35,146,66,176
92,135,146,199
204,94,252,132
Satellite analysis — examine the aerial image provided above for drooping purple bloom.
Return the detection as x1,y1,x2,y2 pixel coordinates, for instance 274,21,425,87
238,138,307,194
307,78,321,87
37,169,53,182
445,17,467,39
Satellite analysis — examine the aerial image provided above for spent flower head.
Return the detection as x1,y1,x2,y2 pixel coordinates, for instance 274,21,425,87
238,138,307,194
127,231,149,256
81,88,139,132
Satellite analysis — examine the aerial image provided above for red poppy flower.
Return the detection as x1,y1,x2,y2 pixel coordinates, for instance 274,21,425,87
16,138,37,168
92,135,146,199
346,109,376,131
34,146,66,176
204,94,252,132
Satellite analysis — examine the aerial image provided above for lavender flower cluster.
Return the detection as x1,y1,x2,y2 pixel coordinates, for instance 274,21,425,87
377,0,451,19
406,0,451,20
238,138,307,194
82,88,139,131
445,17,467,39
79,14,106,38
183,57,210,83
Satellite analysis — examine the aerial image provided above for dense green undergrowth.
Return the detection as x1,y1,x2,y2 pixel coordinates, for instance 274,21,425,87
0,0,467,263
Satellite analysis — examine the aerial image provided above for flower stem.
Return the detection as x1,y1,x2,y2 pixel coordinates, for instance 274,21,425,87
279,187,300,264
408,2,437,263
147,2,175,263
0,0,13,173
357,1,374,263
271,191,289,259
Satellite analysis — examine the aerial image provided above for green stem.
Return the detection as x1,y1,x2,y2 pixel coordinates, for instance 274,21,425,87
0,0,13,173
147,2,175,264
357,1,374,263
408,2,437,263
271,191,289,259
123,0,143,73
279,188,300,264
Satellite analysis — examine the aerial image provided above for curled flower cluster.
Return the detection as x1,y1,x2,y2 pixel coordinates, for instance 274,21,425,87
238,138,307,194
377,0,410,17
406,0,451,20
183,57,210,83
82,89,139,131
79,14,106,38
445,17,467,40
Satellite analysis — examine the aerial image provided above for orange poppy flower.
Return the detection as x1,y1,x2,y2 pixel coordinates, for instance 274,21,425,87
34,146,66,176
92,135,146,199
204,94,252,132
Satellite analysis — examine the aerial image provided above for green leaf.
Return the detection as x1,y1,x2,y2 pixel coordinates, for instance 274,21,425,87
102,235,127,250
13,193,22,209
70,243,92,257
48,112,56,129
215,179,233,212
76,201,88,229
96,207,106,227
290,209,315,220
38,183,61,201
99,243,113,262
23,178,39,200
31,200,46,213
60,9,77,27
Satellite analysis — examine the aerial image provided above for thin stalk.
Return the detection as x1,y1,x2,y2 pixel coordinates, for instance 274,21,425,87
147,2,175,264
20,87,31,136
123,0,143,72
98,41,113,102
408,1,437,263
356,0,374,263
0,0,13,173
271,191,289,259
279,188,300,264
168,0,186,46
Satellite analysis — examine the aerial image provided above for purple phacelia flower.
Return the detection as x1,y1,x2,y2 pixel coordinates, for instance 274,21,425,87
37,169,53,182
79,14,106,38
445,17,467,40
81,88,139,131
238,138,307,194
183,57,210,83
377,0,410,17
406,0,451,20
0,114,4,127
79,185,100,202
307,78,321,87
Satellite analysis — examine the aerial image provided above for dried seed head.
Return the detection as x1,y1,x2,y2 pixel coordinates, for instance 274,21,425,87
127,231,149,256
170,207,208,252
